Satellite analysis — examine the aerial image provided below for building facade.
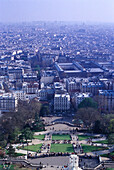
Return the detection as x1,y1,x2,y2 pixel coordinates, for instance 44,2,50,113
0,93,18,113
99,90,114,111
54,93,70,112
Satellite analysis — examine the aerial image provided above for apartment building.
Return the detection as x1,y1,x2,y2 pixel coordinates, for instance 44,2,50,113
80,82,104,95
99,90,114,111
74,92,91,108
0,93,18,113
54,93,70,111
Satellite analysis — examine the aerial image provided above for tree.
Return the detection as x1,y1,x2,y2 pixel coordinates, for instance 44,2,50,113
93,120,101,133
0,100,42,149
78,98,98,109
32,112,45,131
94,95,108,113
19,134,24,144
108,133,114,144
7,145,15,157
108,119,114,133
75,107,101,127
40,105,50,116
93,114,114,134
22,127,33,143
8,128,20,143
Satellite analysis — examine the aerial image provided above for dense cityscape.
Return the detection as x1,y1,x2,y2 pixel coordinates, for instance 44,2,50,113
0,22,113,170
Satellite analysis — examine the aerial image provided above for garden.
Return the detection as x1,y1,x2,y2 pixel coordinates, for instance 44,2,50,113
33,134,45,140
52,134,71,140
81,144,108,153
22,144,42,152
50,143,74,153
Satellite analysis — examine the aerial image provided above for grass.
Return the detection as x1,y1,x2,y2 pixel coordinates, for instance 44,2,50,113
81,144,108,153
50,144,74,153
101,151,114,158
0,165,15,170
0,164,36,170
106,168,114,170
33,134,45,140
22,144,42,152
93,140,109,144
78,135,95,141
52,134,71,140
14,153,26,157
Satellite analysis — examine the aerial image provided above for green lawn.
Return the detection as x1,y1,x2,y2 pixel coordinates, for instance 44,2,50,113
81,144,108,153
78,135,94,141
14,153,26,157
0,165,15,170
33,134,45,140
52,134,71,140
101,151,114,158
106,168,114,170
50,144,74,153
0,164,36,170
93,140,109,144
22,144,42,152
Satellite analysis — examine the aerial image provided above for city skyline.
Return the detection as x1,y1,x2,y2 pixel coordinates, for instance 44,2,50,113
0,0,114,23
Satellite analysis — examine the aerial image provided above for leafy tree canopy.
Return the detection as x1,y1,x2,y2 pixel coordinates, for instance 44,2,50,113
108,133,114,144
78,98,98,109
75,107,100,127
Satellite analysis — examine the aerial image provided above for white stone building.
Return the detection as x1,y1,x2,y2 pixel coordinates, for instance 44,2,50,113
22,82,39,94
13,90,26,101
64,154,82,170
54,93,70,111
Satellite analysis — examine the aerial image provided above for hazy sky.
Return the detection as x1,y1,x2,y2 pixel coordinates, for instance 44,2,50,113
0,0,114,23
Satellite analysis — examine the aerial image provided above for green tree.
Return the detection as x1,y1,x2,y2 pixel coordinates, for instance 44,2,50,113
108,119,114,133
32,112,45,131
8,128,20,143
22,127,33,143
0,100,42,149
19,134,24,144
78,98,98,109
7,145,15,157
40,105,50,116
108,133,114,144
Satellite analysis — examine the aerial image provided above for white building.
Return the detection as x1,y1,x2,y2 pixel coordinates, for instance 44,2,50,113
22,82,39,94
13,90,26,101
54,93,70,111
74,93,91,108
54,82,66,94
64,155,82,170
0,93,18,113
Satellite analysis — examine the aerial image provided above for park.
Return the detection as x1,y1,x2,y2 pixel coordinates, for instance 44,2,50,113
8,117,112,170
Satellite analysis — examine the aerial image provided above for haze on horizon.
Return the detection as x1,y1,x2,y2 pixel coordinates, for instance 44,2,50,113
0,0,114,24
